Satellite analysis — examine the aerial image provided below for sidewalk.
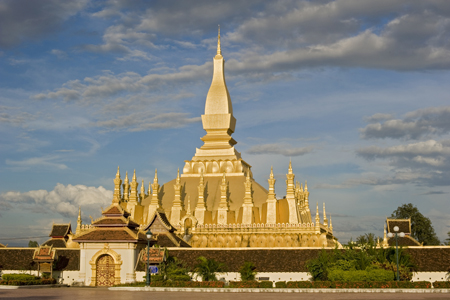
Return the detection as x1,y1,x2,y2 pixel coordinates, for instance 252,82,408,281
0,284,69,289
110,287,450,293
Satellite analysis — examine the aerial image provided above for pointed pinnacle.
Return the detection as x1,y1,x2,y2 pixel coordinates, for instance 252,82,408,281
217,24,221,55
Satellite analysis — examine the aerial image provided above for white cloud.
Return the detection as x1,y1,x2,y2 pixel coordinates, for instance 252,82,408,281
93,112,201,132
6,155,68,170
50,49,67,59
357,140,450,159
361,107,450,140
247,143,314,157
0,183,112,218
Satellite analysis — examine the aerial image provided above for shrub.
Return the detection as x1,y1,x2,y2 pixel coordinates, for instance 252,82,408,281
286,281,312,288
311,281,332,288
151,275,165,282
306,249,331,281
194,256,227,281
0,278,56,286
433,281,450,288
332,281,367,288
2,274,39,281
167,274,191,281
328,269,394,282
239,262,256,281
275,281,287,288
150,281,224,288
229,281,259,288
162,255,191,281
258,281,273,288
367,269,395,281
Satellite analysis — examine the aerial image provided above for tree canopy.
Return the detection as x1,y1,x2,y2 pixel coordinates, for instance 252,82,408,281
28,240,38,247
391,203,440,245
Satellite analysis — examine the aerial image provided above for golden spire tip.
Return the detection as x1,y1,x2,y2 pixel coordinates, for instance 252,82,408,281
217,24,222,55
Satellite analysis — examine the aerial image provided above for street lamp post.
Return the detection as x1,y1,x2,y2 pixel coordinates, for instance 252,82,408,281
387,225,405,281
146,229,153,287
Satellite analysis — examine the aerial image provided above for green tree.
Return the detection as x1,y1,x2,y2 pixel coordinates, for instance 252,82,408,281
239,262,256,281
28,240,38,247
391,203,440,245
445,231,450,246
355,233,378,247
194,256,227,281
159,255,191,281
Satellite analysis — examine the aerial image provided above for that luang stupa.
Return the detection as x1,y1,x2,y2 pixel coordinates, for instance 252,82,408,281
79,30,338,248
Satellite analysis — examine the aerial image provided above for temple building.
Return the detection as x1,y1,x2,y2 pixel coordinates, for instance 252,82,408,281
76,30,338,249
78,31,339,249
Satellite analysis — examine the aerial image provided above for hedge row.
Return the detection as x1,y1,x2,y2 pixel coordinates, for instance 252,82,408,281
328,269,394,282
115,280,450,289
2,274,39,281
282,281,432,288
433,281,450,288
0,278,57,286
229,281,272,288
150,281,225,288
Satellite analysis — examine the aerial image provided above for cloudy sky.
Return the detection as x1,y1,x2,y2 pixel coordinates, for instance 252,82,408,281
1,0,450,246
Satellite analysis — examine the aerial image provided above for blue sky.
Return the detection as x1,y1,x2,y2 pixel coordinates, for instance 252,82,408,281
1,0,450,246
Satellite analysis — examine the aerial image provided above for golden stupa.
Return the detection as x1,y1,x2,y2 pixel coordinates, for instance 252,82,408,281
98,29,337,248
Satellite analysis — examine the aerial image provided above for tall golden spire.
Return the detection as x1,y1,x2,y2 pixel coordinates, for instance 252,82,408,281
217,25,221,55
123,171,130,202
267,166,276,201
315,202,320,224
76,206,82,234
129,169,138,203
113,166,122,203
140,179,145,202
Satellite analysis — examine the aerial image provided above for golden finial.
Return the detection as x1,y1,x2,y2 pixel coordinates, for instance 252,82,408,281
125,171,129,182
315,202,319,220
116,166,120,177
288,160,293,174
154,169,158,183
217,24,221,55
176,168,181,184
270,166,274,178
305,180,308,191
132,169,136,181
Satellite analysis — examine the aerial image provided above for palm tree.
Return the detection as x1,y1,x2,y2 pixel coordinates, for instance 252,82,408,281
194,256,227,281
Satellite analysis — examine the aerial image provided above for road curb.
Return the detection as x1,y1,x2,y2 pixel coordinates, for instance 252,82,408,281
109,287,450,293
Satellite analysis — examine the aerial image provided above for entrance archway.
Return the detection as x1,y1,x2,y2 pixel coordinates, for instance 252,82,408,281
96,254,115,286
89,245,122,286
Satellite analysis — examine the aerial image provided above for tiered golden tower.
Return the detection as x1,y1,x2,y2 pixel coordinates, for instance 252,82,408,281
108,29,337,248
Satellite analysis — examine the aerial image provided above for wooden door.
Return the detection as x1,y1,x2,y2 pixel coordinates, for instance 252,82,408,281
96,255,115,286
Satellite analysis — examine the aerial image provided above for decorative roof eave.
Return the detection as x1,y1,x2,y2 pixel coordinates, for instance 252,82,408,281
146,210,175,232
33,245,56,262
92,215,127,225
102,203,130,217
49,223,71,238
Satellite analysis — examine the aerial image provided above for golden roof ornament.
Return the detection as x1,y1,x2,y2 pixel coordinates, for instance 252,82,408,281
217,25,221,56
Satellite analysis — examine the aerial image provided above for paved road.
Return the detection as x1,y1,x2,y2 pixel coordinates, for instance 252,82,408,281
0,288,449,300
